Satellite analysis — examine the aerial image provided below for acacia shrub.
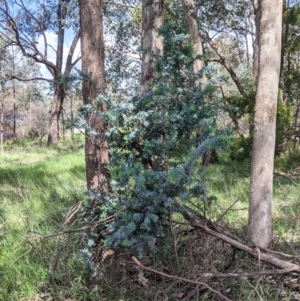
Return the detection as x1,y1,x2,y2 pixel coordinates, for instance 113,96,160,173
93,23,224,256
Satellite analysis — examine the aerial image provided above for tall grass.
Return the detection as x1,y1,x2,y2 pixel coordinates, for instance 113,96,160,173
205,152,300,241
0,139,88,300
0,140,299,300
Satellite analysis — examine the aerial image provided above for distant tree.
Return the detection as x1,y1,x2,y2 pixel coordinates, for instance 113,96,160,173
0,40,18,149
78,0,110,193
0,0,81,145
248,0,282,248
103,0,141,94
193,0,256,139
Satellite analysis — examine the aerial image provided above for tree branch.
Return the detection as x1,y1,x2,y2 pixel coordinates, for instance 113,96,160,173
0,0,58,75
65,29,81,75
5,74,54,83
201,32,246,97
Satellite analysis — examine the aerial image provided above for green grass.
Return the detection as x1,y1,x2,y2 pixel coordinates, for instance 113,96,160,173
205,152,300,242
0,140,299,301
0,139,87,301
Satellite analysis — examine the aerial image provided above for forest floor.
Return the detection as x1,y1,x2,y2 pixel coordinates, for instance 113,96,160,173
0,137,300,301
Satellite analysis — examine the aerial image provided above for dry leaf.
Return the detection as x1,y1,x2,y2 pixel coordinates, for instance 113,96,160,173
177,292,185,299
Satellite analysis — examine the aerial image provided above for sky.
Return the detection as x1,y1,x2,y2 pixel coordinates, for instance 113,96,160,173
36,30,81,80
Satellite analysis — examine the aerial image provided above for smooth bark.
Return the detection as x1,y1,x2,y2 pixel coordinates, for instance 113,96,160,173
140,0,164,95
79,0,110,193
248,0,282,248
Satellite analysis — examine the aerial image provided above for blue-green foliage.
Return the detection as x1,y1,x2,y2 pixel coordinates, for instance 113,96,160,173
95,23,222,256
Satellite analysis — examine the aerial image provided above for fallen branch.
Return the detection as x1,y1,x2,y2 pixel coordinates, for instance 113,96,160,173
274,171,299,186
28,225,91,239
186,266,297,278
131,256,233,301
180,208,300,274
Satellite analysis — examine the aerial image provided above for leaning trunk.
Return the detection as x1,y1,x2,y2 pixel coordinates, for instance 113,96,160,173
47,83,65,145
79,0,110,193
248,0,282,248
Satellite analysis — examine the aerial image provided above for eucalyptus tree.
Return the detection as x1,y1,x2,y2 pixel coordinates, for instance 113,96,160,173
0,0,81,145
78,0,110,193
0,42,8,152
248,0,282,248
140,0,164,95
0,40,42,144
181,0,205,86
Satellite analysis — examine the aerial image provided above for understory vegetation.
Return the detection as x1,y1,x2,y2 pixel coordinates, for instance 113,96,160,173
0,0,299,300
0,138,299,301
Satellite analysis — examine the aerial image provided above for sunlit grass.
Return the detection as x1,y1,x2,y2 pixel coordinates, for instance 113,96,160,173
0,139,299,300
205,152,300,240
0,138,86,301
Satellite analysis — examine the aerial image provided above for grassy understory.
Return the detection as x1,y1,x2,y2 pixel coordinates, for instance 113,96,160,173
0,138,88,301
206,153,300,242
0,139,299,300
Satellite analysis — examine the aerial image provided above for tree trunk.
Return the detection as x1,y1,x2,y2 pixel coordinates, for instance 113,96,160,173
70,95,74,143
79,0,110,193
140,0,164,95
248,0,282,248
47,83,65,145
0,97,3,152
46,1,80,145
252,0,260,81
181,0,206,86
182,0,218,164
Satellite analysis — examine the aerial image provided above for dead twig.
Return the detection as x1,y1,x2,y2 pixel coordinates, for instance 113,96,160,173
216,199,239,222
131,256,233,301
9,245,33,268
245,278,264,301
28,225,92,239
63,201,83,226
